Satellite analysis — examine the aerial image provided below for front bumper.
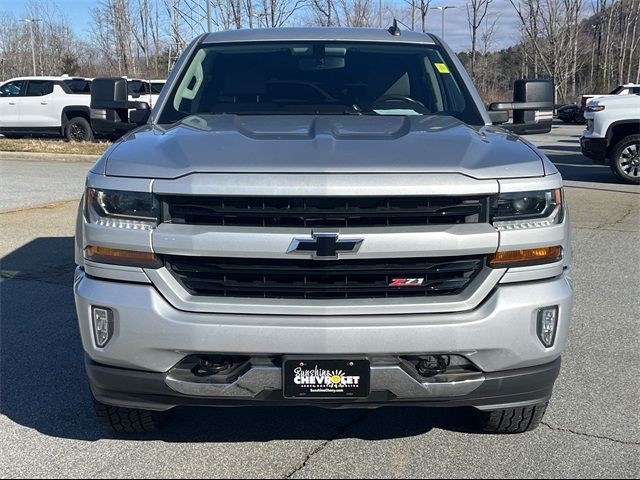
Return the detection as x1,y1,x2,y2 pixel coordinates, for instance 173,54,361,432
580,136,608,162
86,355,561,412
75,267,572,373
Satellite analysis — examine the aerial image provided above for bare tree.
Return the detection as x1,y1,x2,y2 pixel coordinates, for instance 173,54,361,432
466,0,493,81
335,0,377,26
416,0,432,32
479,14,499,94
3,0,638,98
404,0,417,29
256,0,307,27
0,0,80,79
510,0,577,101
399,0,430,31
628,0,640,83
90,0,139,75
310,0,339,25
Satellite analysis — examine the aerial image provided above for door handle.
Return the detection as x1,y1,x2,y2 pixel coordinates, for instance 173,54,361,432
9,101,17,105
40,101,48,105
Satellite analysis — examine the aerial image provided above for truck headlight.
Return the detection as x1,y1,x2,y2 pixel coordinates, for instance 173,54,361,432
86,188,159,230
492,188,563,230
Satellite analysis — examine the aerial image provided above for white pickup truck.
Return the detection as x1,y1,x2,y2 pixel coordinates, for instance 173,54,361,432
578,83,640,110
580,94,640,184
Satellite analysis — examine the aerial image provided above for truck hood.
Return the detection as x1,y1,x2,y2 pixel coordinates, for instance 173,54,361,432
588,94,640,106
103,115,544,179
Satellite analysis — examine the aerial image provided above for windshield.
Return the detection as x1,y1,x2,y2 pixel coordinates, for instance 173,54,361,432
158,41,484,125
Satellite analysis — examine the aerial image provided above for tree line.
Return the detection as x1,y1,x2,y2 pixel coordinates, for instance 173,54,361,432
1,0,638,104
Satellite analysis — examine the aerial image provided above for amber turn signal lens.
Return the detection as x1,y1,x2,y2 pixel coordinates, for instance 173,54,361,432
489,246,563,268
85,246,162,268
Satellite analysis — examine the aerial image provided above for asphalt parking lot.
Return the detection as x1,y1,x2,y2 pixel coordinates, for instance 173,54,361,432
0,123,638,478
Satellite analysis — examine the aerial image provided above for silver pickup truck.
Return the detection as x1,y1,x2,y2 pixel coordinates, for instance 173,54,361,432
75,27,573,434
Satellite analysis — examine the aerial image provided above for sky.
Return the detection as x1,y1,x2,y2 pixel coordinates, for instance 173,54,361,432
1,0,524,53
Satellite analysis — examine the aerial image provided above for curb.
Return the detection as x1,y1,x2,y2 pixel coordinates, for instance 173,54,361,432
0,150,100,163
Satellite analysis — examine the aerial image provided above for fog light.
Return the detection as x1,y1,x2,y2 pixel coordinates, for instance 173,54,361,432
92,307,114,347
537,306,558,347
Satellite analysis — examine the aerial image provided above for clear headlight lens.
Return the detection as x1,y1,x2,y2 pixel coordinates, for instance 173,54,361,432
492,188,563,231
86,188,159,230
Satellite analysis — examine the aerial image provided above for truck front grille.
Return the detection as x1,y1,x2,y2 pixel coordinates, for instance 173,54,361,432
161,196,489,227
164,255,485,299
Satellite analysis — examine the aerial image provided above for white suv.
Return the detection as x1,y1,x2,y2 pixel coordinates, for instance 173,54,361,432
0,76,93,141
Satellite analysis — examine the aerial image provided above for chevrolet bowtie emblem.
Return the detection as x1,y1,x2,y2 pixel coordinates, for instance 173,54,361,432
287,233,363,259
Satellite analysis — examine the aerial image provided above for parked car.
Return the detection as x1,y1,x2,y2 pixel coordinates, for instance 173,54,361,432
581,94,640,184
76,27,573,434
557,103,585,124
578,83,640,110
0,75,93,141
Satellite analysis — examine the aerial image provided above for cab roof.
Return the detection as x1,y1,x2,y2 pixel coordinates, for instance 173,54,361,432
203,27,437,45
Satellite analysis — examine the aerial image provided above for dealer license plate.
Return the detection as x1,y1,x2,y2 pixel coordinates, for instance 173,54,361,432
283,358,371,399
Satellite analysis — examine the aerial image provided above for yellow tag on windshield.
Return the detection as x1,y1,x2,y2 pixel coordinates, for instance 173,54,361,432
435,63,450,74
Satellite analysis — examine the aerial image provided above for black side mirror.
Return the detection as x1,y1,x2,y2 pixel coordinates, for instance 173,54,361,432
130,108,151,124
489,79,555,135
90,77,150,137
488,110,509,125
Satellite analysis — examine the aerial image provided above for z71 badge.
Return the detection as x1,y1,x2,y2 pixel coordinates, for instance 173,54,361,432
389,278,425,287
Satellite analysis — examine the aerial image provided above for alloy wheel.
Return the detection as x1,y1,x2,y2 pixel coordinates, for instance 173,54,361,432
70,123,87,142
618,143,640,179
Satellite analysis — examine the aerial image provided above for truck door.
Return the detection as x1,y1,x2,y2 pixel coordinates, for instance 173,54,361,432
19,80,57,127
0,80,26,128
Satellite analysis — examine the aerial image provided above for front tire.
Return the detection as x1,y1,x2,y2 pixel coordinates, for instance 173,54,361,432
610,134,640,184
475,402,548,434
65,116,93,142
93,396,166,433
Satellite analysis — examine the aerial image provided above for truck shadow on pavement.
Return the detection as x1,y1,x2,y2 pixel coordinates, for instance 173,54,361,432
545,151,620,184
0,237,481,442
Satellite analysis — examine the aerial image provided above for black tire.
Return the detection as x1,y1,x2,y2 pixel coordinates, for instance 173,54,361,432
610,134,640,184
475,402,548,434
65,116,93,142
93,396,166,433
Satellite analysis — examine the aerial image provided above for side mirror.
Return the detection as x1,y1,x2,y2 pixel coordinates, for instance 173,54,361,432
487,110,509,125
130,109,151,124
90,77,150,137
489,79,554,135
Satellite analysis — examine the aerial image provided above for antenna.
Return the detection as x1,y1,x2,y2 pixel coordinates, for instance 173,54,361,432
388,19,401,36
